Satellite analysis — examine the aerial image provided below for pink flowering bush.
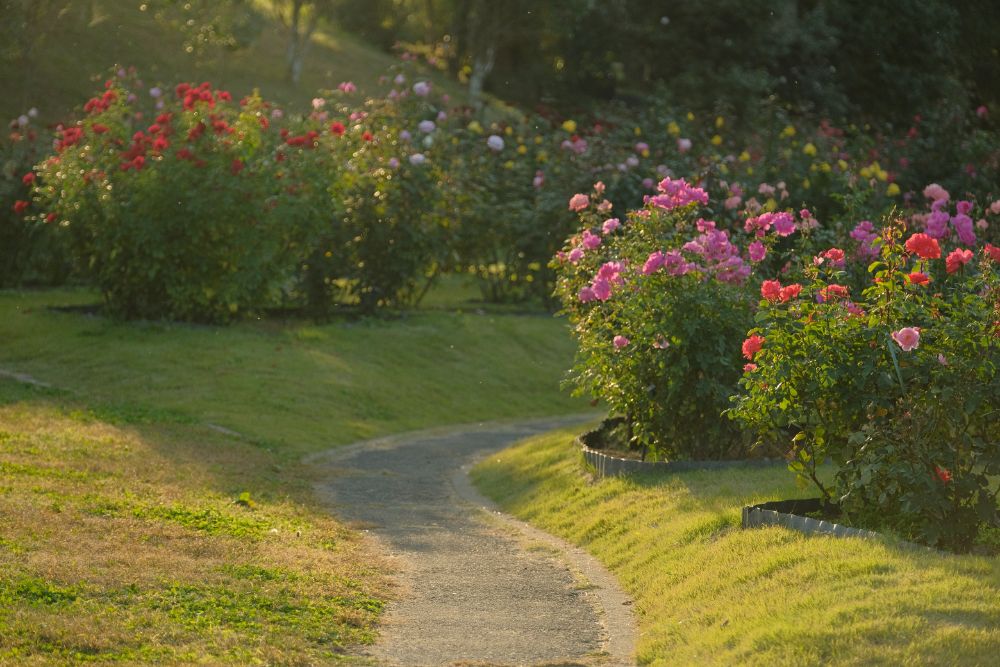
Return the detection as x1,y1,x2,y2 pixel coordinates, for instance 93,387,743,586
554,179,769,460
730,218,999,550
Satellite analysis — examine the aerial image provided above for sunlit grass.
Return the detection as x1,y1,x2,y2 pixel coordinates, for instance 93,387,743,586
472,428,1000,666
0,379,384,663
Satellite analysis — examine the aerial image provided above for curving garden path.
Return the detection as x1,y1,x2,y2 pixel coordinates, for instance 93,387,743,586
309,416,635,666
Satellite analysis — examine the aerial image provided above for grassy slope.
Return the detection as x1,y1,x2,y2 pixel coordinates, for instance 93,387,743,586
2,0,463,124
0,289,584,459
0,289,586,662
472,429,1000,666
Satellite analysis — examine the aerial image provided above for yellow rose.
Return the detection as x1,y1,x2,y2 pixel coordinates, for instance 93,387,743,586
887,182,901,196
686,112,695,121
715,116,725,129
711,134,722,146
561,119,577,133
803,142,817,156
667,121,680,136
517,144,527,155
738,150,751,162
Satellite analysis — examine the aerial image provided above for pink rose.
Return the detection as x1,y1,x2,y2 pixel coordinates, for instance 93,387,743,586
602,218,621,234
613,335,630,349
568,193,589,211
891,327,920,352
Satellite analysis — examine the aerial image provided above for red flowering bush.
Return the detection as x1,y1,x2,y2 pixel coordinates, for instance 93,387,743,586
0,112,69,286
29,75,293,322
730,218,999,550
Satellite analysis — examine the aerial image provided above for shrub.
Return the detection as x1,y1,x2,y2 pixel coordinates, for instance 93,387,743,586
730,212,999,551
1,112,69,286
31,76,291,322
552,179,803,460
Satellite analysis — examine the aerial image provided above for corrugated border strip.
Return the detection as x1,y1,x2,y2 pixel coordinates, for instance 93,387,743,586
579,440,782,478
741,498,881,540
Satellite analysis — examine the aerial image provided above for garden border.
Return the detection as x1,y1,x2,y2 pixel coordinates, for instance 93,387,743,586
578,425,782,478
741,498,881,540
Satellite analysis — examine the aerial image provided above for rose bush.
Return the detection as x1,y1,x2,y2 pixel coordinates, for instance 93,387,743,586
553,179,814,460
730,213,999,551
29,75,293,322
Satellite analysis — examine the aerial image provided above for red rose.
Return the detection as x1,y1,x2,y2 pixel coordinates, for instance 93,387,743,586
778,283,802,302
330,121,346,136
742,334,765,361
760,279,782,302
22,172,35,185
934,465,952,484
907,271,930,286
13,200,29,214
904,233,941,260
945,248,973,274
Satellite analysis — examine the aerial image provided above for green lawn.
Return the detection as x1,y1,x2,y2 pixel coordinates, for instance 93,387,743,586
0,288,585,662
472,428,1000,666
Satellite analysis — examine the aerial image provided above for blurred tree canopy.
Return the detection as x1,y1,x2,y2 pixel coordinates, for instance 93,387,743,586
330,0,1000,120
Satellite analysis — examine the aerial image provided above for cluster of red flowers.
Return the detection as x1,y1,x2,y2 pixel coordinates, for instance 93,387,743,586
56,126,84,152
818,284,850,302
283,129,320,148
760,279,802,303
83,88,118,114
176,82,230,111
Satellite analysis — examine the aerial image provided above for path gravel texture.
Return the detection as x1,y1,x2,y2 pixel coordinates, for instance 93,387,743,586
309,417,635,667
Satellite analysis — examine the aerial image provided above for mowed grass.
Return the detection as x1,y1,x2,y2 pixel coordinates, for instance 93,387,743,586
0,288,585,663
472,428,1000,666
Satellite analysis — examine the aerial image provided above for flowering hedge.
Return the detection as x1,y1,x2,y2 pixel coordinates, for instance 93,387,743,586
8,59,1000,320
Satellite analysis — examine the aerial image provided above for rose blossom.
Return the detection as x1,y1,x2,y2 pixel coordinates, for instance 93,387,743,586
568,193,589,211
891,327,920,351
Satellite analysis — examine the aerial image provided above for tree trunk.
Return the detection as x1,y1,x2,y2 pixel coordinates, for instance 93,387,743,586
468,45,494,110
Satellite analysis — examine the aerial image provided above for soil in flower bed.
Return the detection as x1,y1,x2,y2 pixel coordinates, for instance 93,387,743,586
581,416,778,462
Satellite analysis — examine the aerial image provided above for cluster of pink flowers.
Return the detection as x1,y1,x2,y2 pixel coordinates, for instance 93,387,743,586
642,249,694,276
849,220,881,259
578,261,626,303
680,220,751,284
743,211,796,237
647,177,708,211
916,185,981,246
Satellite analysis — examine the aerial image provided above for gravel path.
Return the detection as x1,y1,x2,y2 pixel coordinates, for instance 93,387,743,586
309,417,635,666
